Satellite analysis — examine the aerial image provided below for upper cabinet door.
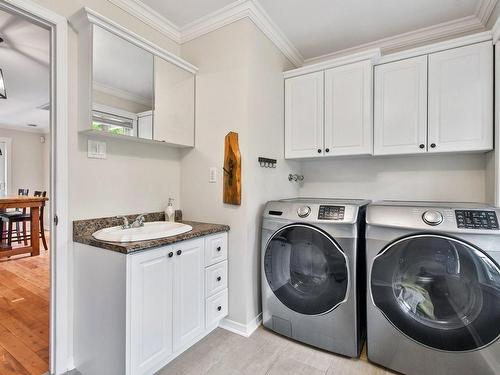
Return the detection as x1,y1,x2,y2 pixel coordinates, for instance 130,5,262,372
428,42,493,153
285,72,324,159
374,56,428,155
324,60,373,156
173,239,205,351
154,56,195,147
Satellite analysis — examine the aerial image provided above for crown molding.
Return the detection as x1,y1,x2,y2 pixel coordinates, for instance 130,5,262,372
180,0,304,66
476,0,499,24
93,81,152,107
106,0,181,43
305,15,485,65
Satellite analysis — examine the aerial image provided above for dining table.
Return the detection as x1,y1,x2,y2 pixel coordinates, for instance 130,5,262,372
0,195,48,258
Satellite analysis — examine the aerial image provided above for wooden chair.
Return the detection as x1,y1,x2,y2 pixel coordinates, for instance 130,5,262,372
0,189,29,245
0,191,48,250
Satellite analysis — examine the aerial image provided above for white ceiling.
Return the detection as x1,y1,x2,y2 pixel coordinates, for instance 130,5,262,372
138,0,490,61
0,9,50,133
93,25,154,104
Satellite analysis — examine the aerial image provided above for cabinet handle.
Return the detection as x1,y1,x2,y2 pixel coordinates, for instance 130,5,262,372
317,149,322,154
325,148,330,153
419,144,425,149
430,143,436,148
176,250,182,256
217,306,222,311
168,252,173,258
216,246,221,252
217,276,222,282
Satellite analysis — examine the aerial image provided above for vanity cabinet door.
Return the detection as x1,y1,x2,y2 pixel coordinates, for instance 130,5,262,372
428,41,493,153
173,238,205,350
324,60,373,156
374,55,428,155
285,71,324,158
153,56,195,147
129,248,173,375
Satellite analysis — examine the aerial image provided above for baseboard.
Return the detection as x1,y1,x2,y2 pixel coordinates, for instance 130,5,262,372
219,313,262,337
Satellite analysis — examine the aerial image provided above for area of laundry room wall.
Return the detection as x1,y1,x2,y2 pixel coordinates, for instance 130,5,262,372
298,153,487,202
180,18,300,328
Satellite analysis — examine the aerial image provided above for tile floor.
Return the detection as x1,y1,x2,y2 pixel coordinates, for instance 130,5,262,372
156,326,396,375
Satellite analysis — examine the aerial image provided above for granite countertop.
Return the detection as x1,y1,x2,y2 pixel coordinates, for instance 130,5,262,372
73,212,230,254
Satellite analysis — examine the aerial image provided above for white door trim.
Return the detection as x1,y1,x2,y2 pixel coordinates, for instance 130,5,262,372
0,137,12,195
0,1,69,374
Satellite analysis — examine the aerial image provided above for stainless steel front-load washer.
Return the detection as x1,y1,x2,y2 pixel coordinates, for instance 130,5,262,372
366,201,500,375
261,198,370,357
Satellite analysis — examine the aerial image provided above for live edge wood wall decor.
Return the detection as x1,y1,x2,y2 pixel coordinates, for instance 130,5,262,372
223,132,241,205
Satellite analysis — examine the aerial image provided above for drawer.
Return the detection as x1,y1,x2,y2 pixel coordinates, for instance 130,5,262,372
206,289,228,328
205,233,227,266
205,260,227,297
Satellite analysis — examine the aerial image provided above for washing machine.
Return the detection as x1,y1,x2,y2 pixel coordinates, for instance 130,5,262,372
366,201,500,375
261,198,370,357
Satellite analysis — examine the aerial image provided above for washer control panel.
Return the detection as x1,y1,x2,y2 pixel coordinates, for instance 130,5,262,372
422,210,443,226
297,206,311,218
455,210,499,230
318,205,345,220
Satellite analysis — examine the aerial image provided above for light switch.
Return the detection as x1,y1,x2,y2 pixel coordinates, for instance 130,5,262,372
209,167,217,183
88,139,107,159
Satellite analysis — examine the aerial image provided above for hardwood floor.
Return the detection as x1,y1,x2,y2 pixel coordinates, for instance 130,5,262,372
157,326,396,375
0,236,49,375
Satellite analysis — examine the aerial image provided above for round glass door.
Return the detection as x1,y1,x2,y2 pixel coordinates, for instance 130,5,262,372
371,234,500,351
264,224,348,315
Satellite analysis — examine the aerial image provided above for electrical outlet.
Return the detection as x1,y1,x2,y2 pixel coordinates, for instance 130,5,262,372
88,139,107,159
209,167,217,183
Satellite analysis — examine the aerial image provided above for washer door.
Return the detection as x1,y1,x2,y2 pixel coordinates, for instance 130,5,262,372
264,224,348,315
371,234,500,351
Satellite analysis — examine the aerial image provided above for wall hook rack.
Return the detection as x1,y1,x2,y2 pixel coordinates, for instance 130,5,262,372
258,157,277,168
288,173,304,182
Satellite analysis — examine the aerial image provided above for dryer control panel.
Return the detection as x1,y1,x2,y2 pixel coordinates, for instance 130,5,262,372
455,210,499,230
318,205,345,220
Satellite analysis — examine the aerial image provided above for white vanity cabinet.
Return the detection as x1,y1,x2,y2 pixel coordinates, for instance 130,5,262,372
284,60,373,159
74,232,229,375
374,41,493,155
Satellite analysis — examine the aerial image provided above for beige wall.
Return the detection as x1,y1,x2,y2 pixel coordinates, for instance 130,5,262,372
180,19,300,326
0,127,49,195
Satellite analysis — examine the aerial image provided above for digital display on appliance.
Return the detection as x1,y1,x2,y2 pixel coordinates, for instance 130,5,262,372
455,210,499,230
318,205,345,220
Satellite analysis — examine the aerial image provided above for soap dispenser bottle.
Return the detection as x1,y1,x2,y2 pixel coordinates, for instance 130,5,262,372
165,198,175,222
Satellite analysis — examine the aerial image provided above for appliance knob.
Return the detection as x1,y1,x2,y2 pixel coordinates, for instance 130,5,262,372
422,210,443,226
297,206,311,218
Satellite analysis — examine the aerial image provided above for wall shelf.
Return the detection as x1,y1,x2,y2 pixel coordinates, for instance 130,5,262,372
79,130,194,148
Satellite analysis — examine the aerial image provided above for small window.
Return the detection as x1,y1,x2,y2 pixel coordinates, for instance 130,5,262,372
92,110,134,136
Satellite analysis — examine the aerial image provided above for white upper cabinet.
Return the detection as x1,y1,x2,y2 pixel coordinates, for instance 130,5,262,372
374,55,428,155
154,56,196,147
324,60,373,156
428,41,493,153
285,71,324,158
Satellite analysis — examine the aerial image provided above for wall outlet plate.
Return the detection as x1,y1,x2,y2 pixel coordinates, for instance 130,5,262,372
88,139,107,159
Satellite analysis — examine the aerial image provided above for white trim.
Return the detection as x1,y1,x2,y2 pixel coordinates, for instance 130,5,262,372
180,0,303,66
70,7,198,74
0,137,12,195
377,31,493,65
476,0,499,25
93,81,152,107
219,313,262,337
1,1,70,374
106,0,181,43
283,48,380,78
305,15,486,65
493,14,500,43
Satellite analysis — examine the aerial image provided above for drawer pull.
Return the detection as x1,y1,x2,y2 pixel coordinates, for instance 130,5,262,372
176,250,182,256
217,276,222,282
216,246,221,252
217,306,222,311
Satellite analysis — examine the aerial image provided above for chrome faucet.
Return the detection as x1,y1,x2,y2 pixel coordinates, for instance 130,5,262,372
117,215,130,229
131,214,146,228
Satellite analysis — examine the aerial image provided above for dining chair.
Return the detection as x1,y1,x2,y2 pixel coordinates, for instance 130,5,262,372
0,188,29,245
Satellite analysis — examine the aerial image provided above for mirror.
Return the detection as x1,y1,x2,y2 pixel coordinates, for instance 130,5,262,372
92,25,154,140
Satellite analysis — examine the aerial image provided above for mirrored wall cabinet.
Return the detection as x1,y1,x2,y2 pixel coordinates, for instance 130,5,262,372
71,8,197,148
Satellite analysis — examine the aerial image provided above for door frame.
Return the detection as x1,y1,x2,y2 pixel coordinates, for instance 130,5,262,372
0,137,12,195
0,1,69,374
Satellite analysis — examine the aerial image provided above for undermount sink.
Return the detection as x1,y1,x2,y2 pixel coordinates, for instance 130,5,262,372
92,221,193,243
